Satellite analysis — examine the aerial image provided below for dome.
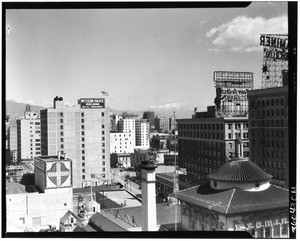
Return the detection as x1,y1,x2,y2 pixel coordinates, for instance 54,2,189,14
207,158,272,183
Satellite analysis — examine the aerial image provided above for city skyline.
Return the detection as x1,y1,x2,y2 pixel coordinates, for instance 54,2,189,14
6,2,287,112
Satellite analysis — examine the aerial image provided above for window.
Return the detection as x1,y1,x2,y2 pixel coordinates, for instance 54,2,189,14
60,138,64,142
61,144,64,148
60,113,63,117
60,119,63,123
81,119,84,123
60,132,64,136
102,155,105,159
82,150,85,154
81,125,84,129
102,168,105,172
82,138,85,142
102,125,105,128
81,113,84,117
82,175,85,179
82,156,85,160
102,161,105,165
82,144,85,148
82,163,85,167
82,131,85,135
60,125,63,130
102,112,105,117
102,137,105,141
102,131,105,135
82,169,85,173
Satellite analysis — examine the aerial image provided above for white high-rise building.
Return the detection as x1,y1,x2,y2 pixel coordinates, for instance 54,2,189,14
135,119,150,149
117,118,136,134
110,132,135,154
17,104,41,161
40,96,110,188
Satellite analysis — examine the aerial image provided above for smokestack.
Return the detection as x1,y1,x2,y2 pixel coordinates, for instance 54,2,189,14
140,160,158,231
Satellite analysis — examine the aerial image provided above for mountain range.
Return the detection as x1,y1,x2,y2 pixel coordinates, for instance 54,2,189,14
6,100,194,122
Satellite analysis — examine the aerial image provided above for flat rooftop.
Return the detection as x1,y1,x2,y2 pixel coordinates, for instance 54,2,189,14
35,155,69,161
99,190,141,207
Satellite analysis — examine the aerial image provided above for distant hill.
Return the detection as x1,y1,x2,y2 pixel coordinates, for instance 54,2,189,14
6,100,194,123
110,106,194,119
6,100,47,120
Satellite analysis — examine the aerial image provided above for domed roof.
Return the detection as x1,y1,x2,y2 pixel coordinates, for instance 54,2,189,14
207,158,272,183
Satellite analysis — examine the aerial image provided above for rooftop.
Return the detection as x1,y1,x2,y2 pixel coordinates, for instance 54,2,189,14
173,183,288,214
207,158,272,183
97,190,141,207
6,182,27,194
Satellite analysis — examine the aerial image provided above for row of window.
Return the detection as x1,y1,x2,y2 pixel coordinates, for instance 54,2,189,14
178,123,224,131
179,131,225,140
179,140,225,149
250,119,286,127
251,129,286,138
227,123,248,129
227,132,248,139
251,109,286,118
251,97,286,108
252,140,286,149
59,112,105,117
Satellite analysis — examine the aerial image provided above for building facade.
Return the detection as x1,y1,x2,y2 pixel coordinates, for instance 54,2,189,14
117,118,136,134
110,132,135,154
16,105,41,162
6,155,73,232
40,97,110,188
154,116,170,133
143,111,155,130
135,119,150,149
174,144,289,238
8,124,18,163
177,116,249,187
248,86,289,188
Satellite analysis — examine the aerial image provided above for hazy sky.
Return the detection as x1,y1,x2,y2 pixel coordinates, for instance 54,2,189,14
6,2,288,111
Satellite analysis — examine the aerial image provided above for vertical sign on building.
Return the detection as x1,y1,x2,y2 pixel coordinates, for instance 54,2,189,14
260,34,288,89
214,71,253,117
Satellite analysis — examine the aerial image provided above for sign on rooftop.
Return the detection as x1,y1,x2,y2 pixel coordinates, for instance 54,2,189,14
78,98,105,109
214,71,253,117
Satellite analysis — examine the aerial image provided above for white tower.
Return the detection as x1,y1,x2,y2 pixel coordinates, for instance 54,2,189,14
140,161,159,231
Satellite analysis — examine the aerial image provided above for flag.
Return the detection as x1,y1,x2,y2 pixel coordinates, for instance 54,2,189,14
101,91,109,96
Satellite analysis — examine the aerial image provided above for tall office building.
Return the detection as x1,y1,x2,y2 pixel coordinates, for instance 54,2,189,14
40,96,110,188
135,119,150,149
154,116,169,133
177,71,252,189
16,104,41,161
143,111,155,130
117,118,136,134
8,124,18,163
248,85,289,188
177,115,249,188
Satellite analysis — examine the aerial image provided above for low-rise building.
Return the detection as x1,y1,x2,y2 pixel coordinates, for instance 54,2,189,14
6,155,73,232
111,153,131,168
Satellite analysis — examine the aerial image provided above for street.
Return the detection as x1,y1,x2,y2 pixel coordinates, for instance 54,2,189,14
110,169,141,196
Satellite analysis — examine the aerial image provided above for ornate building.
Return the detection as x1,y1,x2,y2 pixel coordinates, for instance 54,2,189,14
174,139,289,238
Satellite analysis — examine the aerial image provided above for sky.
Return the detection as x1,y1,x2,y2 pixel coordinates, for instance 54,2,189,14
6,2,288,113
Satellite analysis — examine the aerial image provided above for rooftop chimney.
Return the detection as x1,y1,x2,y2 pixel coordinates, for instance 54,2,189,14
140,160,158,231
